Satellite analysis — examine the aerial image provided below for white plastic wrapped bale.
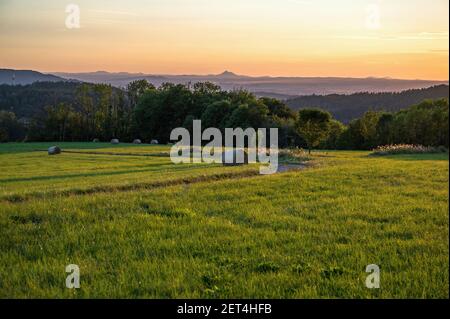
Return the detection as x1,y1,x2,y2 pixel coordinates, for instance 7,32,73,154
221,149,248,166
48,146,61,155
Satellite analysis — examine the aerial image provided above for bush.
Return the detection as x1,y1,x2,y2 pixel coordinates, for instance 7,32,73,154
371,144,448,156
278,148,311,163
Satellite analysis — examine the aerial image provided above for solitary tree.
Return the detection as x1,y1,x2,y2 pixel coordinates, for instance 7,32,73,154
296,109,332,153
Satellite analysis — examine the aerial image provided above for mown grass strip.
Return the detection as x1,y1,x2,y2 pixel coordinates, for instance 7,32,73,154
41,150,171,157
1,169,261,203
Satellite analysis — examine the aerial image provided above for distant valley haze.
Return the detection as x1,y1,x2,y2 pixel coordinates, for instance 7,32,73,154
1,68,448,98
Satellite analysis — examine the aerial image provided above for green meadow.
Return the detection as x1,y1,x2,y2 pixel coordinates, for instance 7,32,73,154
0,142,448,298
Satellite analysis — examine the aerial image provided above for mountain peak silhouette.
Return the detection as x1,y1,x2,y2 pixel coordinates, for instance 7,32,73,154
217,70,238,77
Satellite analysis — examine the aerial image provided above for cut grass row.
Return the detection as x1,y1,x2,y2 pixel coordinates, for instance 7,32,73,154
0,145,261,200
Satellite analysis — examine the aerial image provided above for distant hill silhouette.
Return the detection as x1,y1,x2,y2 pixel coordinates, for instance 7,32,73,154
286,85,449,123
0,69,67,85
54,70,448,96
0,82,83,118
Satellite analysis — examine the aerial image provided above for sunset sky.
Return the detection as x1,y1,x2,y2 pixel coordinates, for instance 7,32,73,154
0,0,448,79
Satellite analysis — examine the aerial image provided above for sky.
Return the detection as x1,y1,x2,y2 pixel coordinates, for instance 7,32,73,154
0,0,448,80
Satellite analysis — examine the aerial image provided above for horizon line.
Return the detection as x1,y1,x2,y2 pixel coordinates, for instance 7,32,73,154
3,67,449,82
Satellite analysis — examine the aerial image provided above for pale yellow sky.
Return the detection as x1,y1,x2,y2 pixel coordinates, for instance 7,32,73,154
0,0,448,79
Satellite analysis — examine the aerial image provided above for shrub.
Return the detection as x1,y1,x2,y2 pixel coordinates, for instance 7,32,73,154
371,144,448,156
278,148,311,163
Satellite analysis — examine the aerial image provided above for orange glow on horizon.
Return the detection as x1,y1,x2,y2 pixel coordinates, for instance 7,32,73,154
0,0,448,80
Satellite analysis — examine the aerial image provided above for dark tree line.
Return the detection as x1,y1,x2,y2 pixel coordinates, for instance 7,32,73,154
0,80,448,150
287,85,449,123
0,82,82,118
330,99,449,150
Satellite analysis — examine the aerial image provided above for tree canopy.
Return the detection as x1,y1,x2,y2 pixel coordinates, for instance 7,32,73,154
296,109,332,153
0,81,448,151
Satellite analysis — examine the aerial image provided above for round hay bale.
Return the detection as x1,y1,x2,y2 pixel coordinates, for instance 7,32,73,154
111,139,119,144
92,138,100,143
48,146,61,155
151,139,159,145
133,139,142,144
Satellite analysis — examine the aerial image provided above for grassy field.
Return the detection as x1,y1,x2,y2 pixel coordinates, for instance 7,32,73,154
0,142,448,298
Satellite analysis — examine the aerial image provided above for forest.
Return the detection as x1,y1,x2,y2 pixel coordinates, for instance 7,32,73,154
287,84,449,123
0,80,448,150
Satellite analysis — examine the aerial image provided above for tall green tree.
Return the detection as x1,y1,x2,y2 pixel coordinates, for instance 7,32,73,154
296,109,332,153
201,100,234,130
127,80,155,109
322,119,346,149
